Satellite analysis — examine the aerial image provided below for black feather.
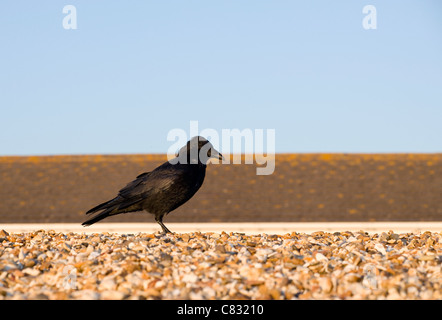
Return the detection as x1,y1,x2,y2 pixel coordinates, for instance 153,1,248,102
82,136,222,233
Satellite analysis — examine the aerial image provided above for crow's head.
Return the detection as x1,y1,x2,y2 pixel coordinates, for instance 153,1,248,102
176,136,224,164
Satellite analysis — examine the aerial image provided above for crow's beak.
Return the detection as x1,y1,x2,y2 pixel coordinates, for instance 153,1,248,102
211,149,224,161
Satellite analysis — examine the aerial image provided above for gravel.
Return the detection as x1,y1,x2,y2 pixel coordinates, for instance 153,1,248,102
0,229,440,299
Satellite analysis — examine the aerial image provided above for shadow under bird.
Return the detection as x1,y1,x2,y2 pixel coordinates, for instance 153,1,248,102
82,136,224,233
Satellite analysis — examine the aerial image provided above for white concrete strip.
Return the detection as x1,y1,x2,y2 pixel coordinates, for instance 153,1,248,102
1,222,441,235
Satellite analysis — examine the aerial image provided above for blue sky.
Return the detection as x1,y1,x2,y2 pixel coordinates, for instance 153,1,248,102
0,1,441,155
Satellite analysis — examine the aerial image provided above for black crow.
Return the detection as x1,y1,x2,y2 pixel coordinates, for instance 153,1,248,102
82,136,223,233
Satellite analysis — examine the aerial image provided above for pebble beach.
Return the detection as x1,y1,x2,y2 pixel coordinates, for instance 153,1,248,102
0,229,441,300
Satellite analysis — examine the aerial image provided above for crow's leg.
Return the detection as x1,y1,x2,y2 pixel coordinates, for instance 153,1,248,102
155,215,172,234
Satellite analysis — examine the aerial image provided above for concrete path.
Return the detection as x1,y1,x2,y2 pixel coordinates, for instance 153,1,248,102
1,222,441,234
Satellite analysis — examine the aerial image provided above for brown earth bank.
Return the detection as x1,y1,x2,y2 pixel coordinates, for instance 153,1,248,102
0,154,441,224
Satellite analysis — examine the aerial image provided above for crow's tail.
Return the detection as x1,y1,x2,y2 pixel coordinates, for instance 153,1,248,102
82,197,121,226
82,211,111,226
82,196,144,226
85,198,117,215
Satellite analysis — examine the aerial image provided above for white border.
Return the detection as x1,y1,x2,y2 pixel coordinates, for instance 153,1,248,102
1,222,441,234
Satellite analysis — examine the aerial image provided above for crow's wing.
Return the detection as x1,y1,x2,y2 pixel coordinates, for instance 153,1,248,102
117,171,151,199
84,172,153,215
83,164,183,226
118,168,178,201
